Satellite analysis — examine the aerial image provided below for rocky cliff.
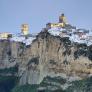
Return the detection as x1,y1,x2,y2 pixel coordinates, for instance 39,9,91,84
18,31,92,85
0,31,92,85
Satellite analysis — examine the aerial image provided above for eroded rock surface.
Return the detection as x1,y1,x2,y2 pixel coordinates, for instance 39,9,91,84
18,31,92,85
0,31,92,85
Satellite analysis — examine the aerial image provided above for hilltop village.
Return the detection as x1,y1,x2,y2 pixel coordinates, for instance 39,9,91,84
0,14,92,46
0,14,92,92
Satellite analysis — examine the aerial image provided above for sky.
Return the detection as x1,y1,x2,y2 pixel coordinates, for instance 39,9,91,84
0,0,92,34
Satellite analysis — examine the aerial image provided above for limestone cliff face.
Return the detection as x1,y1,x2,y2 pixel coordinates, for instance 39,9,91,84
0,40,25,69
19,31,92,85
0,40,17,68
0,31,92,85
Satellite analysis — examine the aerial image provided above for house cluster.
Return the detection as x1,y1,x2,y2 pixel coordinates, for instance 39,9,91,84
0,24,29,39
0,24,36,46
48,26,92,46
46,13,92,46
0,14,92,46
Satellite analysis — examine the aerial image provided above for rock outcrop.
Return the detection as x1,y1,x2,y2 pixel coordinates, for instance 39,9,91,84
18,31,92,85
0,31,92,85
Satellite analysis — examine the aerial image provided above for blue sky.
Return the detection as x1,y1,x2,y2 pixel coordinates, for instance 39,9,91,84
0,0,92,34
